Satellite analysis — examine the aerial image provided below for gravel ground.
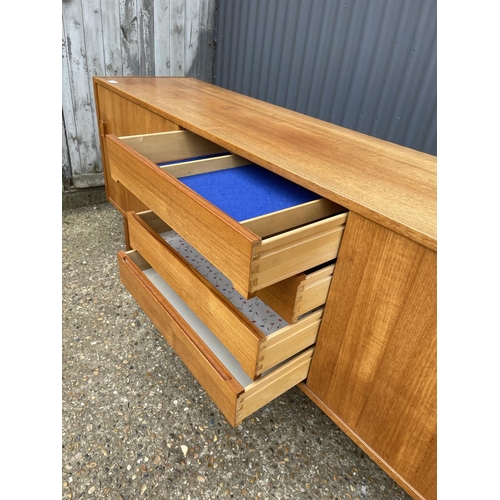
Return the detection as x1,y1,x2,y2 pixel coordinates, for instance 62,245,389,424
62,202,413,500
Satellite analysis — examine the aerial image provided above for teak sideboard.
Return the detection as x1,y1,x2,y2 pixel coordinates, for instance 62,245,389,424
93,76,437,500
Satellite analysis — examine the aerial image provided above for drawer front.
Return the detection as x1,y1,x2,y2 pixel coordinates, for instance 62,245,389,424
106,130,347,298
118,250,313,426
127,210,323,379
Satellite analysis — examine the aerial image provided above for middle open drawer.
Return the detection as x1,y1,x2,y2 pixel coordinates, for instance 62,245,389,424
106,129,347,298
126,210,325,380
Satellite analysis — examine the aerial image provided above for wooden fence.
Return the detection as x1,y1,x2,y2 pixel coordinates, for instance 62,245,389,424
62,0,217,189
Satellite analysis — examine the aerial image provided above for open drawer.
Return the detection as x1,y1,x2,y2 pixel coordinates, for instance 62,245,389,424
126,210,324,379
106,130,348,298
118,249,314,427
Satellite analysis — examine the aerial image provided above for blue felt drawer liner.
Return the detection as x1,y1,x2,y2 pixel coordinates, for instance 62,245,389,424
177,164,321,222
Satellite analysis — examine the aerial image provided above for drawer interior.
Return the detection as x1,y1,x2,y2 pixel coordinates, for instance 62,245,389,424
118,129,228,164
119,129,345,231
177,164,321,222
143,264,254,387
161,153,347,292
119,249,314,426
160,228,289,334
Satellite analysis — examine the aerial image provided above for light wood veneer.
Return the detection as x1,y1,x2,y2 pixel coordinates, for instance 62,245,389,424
119,250,315,427
94,77,436,251
106,130,347,297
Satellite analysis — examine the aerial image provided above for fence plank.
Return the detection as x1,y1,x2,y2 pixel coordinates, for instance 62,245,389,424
154,0,171,76
62,0,216,189
138,0,156,75
62,0,100,183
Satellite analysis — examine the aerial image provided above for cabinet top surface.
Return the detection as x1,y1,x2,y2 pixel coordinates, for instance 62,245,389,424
94,77,436,250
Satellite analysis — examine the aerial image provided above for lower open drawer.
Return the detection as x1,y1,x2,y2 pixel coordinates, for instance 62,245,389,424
118,249,314,427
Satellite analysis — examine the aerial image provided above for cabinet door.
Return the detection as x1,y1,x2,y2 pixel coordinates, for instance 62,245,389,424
306,212,436,500
94,83,180,214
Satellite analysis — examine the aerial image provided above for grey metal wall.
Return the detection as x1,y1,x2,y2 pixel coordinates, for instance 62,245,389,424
62,0,217,190
215,0,437,156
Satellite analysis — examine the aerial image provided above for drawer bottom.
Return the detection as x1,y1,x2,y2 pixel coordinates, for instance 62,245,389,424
118,250,314,426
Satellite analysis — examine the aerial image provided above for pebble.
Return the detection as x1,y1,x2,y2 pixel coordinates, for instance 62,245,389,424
62,203,413,500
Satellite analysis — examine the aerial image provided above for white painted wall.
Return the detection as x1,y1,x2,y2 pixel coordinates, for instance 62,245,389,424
62,0,217,189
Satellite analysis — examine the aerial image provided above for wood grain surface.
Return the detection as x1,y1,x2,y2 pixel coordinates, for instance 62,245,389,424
126,212,263,379
237,348,314,425
306,212,436,500
93,77,436,250
94,83,180,214
128,211,325,378
119,250,316,427
106,133,259,297
252,264,334,324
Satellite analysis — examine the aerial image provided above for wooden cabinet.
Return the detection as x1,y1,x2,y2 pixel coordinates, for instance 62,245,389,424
93,76,436,500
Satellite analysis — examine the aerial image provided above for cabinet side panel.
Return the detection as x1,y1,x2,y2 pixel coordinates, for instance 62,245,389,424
94,83,180,213
306,212,436,500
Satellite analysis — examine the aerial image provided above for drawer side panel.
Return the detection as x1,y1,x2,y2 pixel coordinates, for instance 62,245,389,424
254,265,334,323
295,274,334,318
237,348,314,425
252,221,345,292
258,310,323,374
253,273,305,323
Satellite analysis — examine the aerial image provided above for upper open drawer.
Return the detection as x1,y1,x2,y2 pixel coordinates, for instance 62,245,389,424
106,130,348,298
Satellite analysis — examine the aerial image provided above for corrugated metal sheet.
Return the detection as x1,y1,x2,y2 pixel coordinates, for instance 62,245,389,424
215,0,437,156
62,0,217,189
